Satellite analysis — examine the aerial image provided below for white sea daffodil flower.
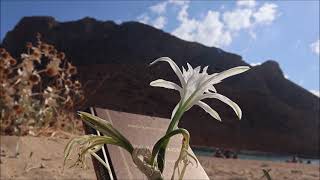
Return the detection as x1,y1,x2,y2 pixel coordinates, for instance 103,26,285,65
150,57,250,124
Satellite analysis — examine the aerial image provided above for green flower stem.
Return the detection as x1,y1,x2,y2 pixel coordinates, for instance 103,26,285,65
178,162,188,180
167,106,184,133
156,106,184,172
150,128,190,165
90,150,113,176
166,92,197,134
156,93,196,172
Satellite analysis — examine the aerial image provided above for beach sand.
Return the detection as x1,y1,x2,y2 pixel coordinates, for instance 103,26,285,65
198,156,319,180
1,135,319,180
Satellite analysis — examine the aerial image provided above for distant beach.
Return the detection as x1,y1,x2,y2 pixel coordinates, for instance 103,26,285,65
193,146,320,165
198,156,319,179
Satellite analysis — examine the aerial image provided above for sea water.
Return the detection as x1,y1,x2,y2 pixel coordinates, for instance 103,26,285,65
193,147,320,165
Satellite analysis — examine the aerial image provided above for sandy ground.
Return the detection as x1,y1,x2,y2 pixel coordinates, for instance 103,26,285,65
0,135,95,180
198,156,319,180
1,135,319,180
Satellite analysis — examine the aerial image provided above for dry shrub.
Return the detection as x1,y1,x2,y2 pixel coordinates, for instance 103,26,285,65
0,33,84,135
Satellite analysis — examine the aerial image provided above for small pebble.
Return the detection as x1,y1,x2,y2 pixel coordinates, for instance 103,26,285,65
41,157,52,161
40,163,45,169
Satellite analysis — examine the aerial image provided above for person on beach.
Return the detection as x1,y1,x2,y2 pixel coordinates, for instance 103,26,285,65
223,149,231,158
214,148,224,158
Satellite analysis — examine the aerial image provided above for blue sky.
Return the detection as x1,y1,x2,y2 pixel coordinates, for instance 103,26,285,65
1,0,319,95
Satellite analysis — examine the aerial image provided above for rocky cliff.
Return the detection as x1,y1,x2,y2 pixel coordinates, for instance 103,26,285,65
2,16,319,157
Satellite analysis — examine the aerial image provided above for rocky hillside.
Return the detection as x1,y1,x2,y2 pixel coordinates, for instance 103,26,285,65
1,16,319,157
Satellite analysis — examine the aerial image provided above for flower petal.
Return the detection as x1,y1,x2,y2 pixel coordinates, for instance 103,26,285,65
202,66,208,73
171,103,180,120
200,93,242,119
208,85,217,93
194,66,201,74
187,63,193,71
196,101,221,121
150,79,182,92
150,57,186,88
205,66,250,85
182,66,187,74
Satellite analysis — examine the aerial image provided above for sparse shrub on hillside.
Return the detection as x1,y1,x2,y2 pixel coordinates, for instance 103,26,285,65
0,33,84,135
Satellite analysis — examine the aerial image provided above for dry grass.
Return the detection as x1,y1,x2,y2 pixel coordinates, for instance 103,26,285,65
0,33,84,136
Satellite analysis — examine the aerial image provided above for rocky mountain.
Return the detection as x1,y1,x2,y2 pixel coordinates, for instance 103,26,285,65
1,16,319,157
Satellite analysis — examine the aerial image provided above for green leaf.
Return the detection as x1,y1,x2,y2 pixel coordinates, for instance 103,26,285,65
78,111,134,153
150,128,197,180
151,128,189,163
63,135,127,170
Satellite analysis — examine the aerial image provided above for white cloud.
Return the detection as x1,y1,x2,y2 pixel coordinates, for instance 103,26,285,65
171,19,197,41
171,1,278,47
138,0,279,48
177,2,189,21
137,14,150,24
173,9,232,47
138,0,187,29
196,11,232,47
310,90,320,97
248,30,257,39
237,0,256,8
168,0,189,6
223,8,253,31
253,3,278,25
250,62,261,66
150,2,167,14
171,1,232,47
152,16,167,29
115,20,122,24
171,2,194,39
310,39,320,55
284,74,289,79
